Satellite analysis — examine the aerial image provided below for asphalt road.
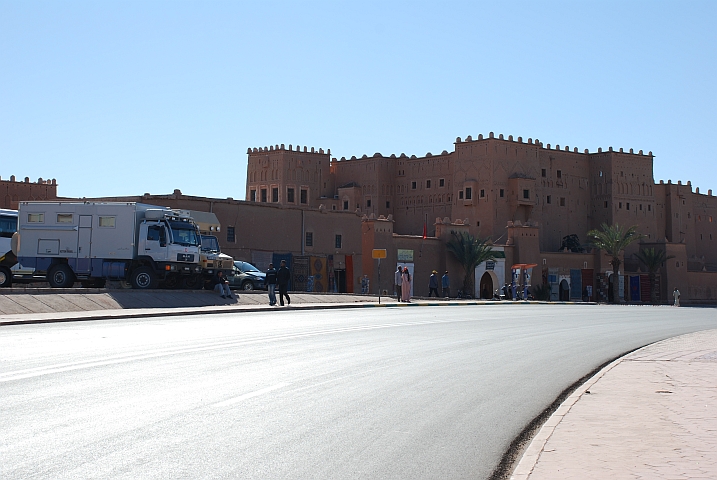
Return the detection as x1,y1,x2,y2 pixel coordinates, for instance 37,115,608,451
2,304,716,479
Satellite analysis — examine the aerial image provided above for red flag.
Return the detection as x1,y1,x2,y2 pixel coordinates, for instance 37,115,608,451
422,220,427,239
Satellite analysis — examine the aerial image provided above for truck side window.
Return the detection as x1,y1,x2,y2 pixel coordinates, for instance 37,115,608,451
147,226,168,246
147,226,161,242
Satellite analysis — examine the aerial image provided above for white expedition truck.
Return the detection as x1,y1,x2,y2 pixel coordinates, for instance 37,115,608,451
15,202,202,289
0,208,36,287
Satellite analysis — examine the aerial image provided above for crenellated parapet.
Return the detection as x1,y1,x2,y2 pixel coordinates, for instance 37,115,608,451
454,132,654,157
247,144,330,155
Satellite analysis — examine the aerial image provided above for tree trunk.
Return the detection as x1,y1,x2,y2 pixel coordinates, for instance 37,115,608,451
649,271,657,305
463,271,474,298
611,259,621,304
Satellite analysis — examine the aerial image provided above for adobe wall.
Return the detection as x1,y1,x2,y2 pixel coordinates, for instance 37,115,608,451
246,145,331,208
655,181,717,271
1,176,58,209
392,152,453,237
686,271,717,303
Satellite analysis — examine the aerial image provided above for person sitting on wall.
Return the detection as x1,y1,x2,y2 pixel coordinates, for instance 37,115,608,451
212,271,233,299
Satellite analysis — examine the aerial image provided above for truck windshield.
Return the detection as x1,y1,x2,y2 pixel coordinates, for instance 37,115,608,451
168,221,200,246
201,235,220,253
0,214,18,239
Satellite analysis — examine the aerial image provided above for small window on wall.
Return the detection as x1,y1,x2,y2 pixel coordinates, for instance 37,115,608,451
426,180,431,188
57,213,73,223
272,187,279,202
27,213,44,223
386,201,390,208
98,216,116,228
560,197,566,207
439,178,445,187
604,201,608,208
335,234,342,249
343,200,349,210
547,195,552,204
305,232,313,247
250,190,256,202
459,191,464,200
541,169,546,177
626,203,630,210
261,189,267,202
227,226,235,243
557,170,562,179
287,188,295,203
523,189,530,199
300,189,308,204
465,187,472,200
480,189,485,198
499,189,504,198
366,199,371,208
411,181,417,190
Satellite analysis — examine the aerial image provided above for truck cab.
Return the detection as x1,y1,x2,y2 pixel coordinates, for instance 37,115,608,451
0,209,35,287
176,210,234,289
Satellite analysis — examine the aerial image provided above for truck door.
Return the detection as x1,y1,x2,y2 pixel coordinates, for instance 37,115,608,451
144,224,168,261
76,215,92,273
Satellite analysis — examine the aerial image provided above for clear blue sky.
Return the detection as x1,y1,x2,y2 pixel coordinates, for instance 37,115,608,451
2,1,715,199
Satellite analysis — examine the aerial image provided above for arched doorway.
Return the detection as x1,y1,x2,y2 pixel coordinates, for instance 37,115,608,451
480,272,494,299
559,279,570,301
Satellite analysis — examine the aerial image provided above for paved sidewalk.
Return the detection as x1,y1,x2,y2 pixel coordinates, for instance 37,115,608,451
0,291,522,326
511,328,717,480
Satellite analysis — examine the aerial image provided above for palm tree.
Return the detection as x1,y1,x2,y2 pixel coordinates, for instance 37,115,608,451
446,231,495,297
634,247,675,305
586,223,642,304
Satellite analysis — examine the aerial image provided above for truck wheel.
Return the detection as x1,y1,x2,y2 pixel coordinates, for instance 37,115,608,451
131,267,157,289
48,264,75,288
0,267,12,288
242,281,255,291
181,275,204,290
161,274,180,289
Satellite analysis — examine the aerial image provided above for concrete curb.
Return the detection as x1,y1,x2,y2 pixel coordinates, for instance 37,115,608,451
0,299,597,327
508,355,628,479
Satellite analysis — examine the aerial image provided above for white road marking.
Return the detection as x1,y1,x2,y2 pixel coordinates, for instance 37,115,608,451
212,383,290,408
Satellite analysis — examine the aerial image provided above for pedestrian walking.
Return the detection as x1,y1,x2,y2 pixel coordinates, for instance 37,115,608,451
442,271,450,297
428,270,439,297
673,287,681,307
277,260,291,306
266,263,278,306
401,266,411,302
211,270,233,299
395,265,403,302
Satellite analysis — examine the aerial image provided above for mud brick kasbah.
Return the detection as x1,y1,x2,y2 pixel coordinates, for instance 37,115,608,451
6,132,717,302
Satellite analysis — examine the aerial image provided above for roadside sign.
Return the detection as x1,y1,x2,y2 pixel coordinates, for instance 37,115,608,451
372,249,387,259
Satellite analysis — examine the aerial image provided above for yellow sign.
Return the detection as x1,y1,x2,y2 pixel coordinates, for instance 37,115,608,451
372,249,387,259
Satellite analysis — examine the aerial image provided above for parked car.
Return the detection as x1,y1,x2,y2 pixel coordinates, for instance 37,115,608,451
228,261,266,290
